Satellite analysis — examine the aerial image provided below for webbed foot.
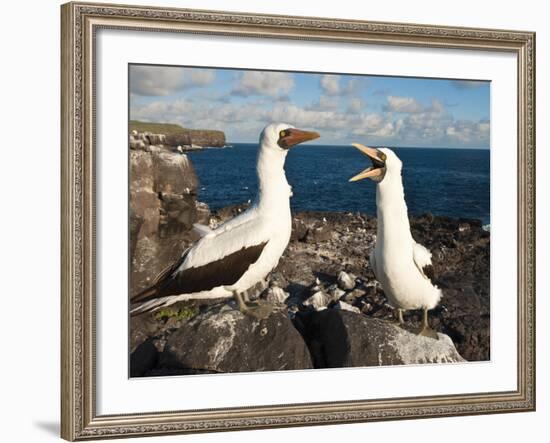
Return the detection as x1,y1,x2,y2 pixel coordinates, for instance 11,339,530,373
232,291,274,320
417,308,439,340
417,326,439,340
241,302,274,320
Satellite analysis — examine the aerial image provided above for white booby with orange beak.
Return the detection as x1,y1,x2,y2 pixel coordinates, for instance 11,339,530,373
131,123,319,318
349,143,442,339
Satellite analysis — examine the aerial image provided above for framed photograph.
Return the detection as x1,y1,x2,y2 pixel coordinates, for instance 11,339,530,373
61,1,536,440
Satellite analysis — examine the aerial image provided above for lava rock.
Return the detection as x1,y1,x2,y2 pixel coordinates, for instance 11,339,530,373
129,148,205,296
327,284,346,301
159,307,313,373
130,339,159,377
275,211,490,361
333,301,361,314
146,133,166,145
341,288,366,305
305,224,333,243
263,286,289,304
294,310,465,368
303,291,330,310
337,271,356,291
290,218,309,242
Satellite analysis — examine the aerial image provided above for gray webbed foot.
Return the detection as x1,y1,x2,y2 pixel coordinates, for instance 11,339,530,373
417,308,439,340
232,291,274,320
417,326,439,340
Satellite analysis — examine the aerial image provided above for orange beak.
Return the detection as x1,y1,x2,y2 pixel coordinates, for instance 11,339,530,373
278,128,320,149
349,143,386,182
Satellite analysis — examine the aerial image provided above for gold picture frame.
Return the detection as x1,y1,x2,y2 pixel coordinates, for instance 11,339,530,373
61,1,536,440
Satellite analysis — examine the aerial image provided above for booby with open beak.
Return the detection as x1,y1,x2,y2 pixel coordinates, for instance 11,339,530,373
349,143,442,339
131,123,320,318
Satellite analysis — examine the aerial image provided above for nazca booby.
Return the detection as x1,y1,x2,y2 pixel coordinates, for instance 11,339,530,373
131,123,320,318
349,143,442,339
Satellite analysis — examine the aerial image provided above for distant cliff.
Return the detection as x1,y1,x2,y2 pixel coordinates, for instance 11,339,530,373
130,121,226,148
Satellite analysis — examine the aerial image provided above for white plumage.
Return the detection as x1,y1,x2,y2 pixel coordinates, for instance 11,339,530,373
131,123,319,317
350,144,442,337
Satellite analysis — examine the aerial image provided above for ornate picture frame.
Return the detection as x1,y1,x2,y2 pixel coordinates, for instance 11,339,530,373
61,1,535,440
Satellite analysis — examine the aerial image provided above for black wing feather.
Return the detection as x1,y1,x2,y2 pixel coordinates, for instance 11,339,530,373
422,264,435,283
132,242,268,303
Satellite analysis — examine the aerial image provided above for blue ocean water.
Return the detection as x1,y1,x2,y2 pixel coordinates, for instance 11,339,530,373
188,143,490,225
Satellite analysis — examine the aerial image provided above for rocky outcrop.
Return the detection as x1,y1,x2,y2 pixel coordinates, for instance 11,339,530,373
409,214,490,361
162,306,313,374
293,310,464,367
266,211,491,362
130,301,464,376
130,121,226,148
165,129,225,148
132,306,313,376
129,141,209,297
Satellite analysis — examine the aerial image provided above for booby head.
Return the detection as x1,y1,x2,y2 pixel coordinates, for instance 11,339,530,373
348,144,401,183
260,122,320,152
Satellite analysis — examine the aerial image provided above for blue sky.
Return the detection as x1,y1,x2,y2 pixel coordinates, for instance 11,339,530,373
129,64,490,148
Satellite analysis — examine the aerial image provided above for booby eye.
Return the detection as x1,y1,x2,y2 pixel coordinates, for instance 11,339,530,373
379,152,387,161
279,130,288,138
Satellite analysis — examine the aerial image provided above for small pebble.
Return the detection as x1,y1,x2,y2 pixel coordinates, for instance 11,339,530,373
334,301,361,314
303,291,330,310
337,271,356,290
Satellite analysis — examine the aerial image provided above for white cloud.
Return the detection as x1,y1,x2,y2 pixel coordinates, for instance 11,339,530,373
347,98,363,113
385,95,424,113
319,95,340,110
386,99,489,146
130,66,216,96
352,113,397,138
269,104,341,129
306,95,340,111
320,75,341,95
130,99,194,122
431,99,444,113
130,66,184,96
370,122,397,138
445,120,490,144
320,75,362,97
232,71,295,98
131,93,489,147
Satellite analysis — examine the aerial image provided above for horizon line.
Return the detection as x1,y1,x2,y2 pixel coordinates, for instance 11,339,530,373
226,142,491,150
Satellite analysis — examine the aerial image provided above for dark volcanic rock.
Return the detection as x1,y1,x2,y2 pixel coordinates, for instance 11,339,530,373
159,307,313,374
152,151,198,194
208,202,251,227
130,339,159,377
165,129,225,148
129,148,207,296
272,211,490,362
294,310,464,368
409,214,490,361
274,212,376,293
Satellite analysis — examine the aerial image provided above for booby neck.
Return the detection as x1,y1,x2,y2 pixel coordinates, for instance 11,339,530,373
376,170,413,246
254,141,291,214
